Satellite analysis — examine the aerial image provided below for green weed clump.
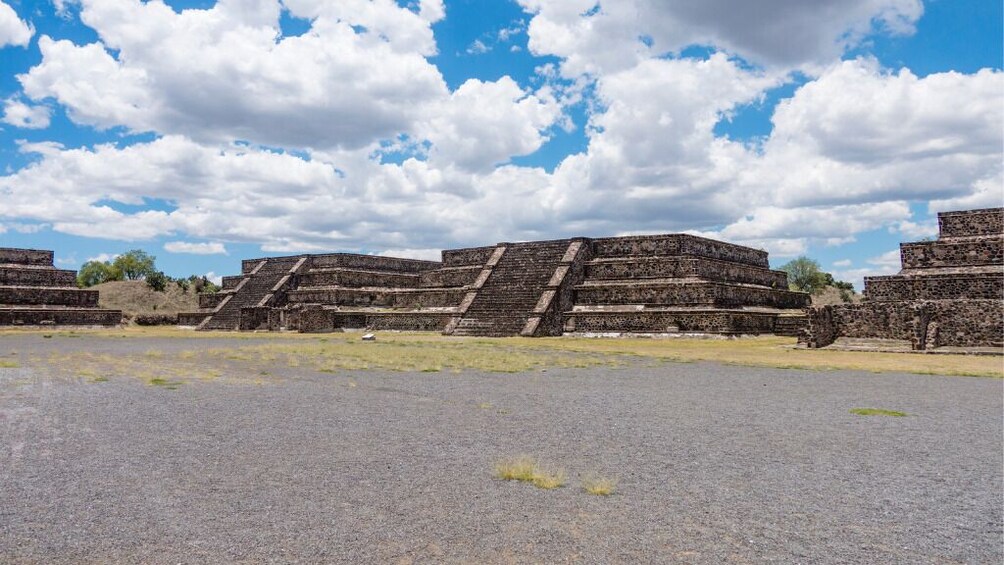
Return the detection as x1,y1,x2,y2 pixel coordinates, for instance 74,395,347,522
850,407,907,417
149,377,183,390
0,360,18,368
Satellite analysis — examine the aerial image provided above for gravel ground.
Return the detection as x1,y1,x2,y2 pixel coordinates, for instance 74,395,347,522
1,335,1001,564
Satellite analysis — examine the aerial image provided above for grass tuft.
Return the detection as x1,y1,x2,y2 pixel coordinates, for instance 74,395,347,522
850,407,907,417
581,475,618,496
0,360,18,368
494,455,566,489
149,377,183,390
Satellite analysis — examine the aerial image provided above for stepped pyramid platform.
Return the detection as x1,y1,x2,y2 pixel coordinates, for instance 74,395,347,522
561,235,808,336
803,207,1003,351
0,248,121,326
182,233,808,337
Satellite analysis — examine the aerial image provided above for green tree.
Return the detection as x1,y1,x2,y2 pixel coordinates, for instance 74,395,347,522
77,261,123,287
189,275,221,294
779,256,828,294
113,249,157,280
145,270,170,292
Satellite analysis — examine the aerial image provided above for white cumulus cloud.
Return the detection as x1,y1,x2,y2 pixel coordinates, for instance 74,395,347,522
2,97,52,129
0,1,32,48
164,241,228,255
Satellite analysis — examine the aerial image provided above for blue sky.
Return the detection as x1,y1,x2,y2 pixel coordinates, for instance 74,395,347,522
0,0,1000,288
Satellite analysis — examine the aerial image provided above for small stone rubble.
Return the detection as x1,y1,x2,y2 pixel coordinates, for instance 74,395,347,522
0,248,121,326
803,207,1004,351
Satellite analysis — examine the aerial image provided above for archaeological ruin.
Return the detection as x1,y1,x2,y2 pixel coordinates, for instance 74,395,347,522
179,233,810,337
802,207,1003,350
0,248,121,326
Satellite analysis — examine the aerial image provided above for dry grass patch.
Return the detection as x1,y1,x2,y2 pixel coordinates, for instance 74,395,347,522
581,475,618,496
6,326,998,378
510,335,1003,378
205,335,617,374
494,455,566,490
0,360,18,368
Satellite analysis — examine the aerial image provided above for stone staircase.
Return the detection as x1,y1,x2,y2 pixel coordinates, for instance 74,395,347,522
197,257,302,330
773,313,809,337
450,240,571,337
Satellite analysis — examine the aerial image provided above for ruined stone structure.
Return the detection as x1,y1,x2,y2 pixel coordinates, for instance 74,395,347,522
181,234,809,337
0,248,121,326
803,207,1003,350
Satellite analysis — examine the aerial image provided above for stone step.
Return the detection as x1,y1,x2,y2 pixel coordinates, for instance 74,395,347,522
864,273,1003,301
0,306,121,326
0,266,77,287
900,235,1003,270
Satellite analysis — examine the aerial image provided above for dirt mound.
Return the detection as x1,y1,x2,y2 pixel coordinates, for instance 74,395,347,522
94,280,199,322
810,285,863,306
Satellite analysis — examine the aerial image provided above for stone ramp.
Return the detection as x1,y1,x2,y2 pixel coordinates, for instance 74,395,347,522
450,240,572,336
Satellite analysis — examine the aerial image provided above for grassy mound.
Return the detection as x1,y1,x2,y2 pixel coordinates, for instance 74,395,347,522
94,280,199,322
810,285,863,306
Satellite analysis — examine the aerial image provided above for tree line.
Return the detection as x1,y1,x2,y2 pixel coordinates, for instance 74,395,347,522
778,256,856,301
77,249,220,294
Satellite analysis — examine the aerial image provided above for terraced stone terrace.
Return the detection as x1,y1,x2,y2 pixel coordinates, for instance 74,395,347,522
0,248,121,327
181,233,810,337
804,207,1004,351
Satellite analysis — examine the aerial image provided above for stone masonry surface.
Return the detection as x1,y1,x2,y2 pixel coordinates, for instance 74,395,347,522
803,207,1004,350
0,247,121,326
184,233,808,337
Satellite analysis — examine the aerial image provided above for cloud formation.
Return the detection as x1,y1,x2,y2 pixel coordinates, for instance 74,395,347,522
0,0,998,266
164,241,228,255
517,0,923,75
0,1,32,48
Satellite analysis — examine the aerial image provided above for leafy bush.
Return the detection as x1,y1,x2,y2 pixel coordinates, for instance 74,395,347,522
77,260,123,287
146,271,170,292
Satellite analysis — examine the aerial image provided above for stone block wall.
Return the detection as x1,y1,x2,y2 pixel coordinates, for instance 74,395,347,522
804,300,1003,349
221,276,243,290
0,308,122,326
307,253,440,273
0,247,121,327
418,266,481,288
865,274,1002,301
0,286,99,306
299,269,420,289
803,207,1003,350
0,248,53,266
441,246,496,267
0,266,77,286
585,257,789,287
938,208,1004,238
288,287,465,309
574,281,808,309
199,293,228,309
564,310,778,334
900,238,1003,269
591,234,769,268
